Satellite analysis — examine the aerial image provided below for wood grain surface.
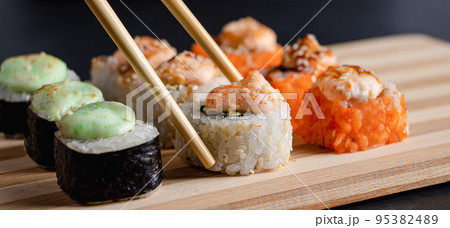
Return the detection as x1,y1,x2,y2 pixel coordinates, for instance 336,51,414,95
0,34,449,209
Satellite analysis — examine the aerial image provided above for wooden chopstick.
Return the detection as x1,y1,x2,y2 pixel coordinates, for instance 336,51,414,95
85,0,215,168
161,0,243,82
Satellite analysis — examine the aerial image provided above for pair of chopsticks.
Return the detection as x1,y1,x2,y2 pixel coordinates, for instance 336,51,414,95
85,0,244,168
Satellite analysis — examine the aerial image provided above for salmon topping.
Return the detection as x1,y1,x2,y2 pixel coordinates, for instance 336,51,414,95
206,71,282,113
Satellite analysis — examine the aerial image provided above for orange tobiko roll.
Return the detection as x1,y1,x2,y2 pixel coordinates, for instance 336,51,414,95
266,34,337,133
297,65,408,153
191,17,283,76
266,71,314,131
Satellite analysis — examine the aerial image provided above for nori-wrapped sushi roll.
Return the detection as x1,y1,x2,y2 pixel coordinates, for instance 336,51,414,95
175,71,293,175
0,52,79,138
54,101,163,204
0,99,29,138
25,80,104,169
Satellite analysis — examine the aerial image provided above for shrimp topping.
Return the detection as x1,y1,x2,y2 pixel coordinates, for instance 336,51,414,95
315,65,383,102
282,34,337,74
113,36,176,72
156,51,220,85
218,17,277,52
206,71,282,113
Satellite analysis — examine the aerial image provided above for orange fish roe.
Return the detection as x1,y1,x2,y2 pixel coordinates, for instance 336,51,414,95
206,71,281,113
266,34,337,134
297,69,408,153
191,42,283,76
266,71,314,132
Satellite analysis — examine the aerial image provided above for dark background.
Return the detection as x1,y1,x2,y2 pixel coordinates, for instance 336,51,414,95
1,0,450,79
0,0,449,209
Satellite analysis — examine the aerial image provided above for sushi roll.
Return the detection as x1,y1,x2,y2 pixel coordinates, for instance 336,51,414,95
0,52,79,138
91,36,176,103
54,101,163,204
175,71,292,175
138,51,230,148
24,80,104,169
266,34,337,135
298,65,408,153
156,51,230,103
191,17,283,76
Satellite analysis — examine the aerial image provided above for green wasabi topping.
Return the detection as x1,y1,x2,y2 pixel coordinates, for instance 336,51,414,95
57,101,136,140
31,80,104,121
0,53,67,94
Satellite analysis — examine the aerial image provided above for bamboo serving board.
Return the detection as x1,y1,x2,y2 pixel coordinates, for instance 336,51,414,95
0,34,449,209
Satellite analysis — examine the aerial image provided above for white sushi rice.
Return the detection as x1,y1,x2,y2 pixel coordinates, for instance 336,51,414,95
90,56,127,103
56,121,159,154
146,87,185,148
0,69,80,102
175,102,293,175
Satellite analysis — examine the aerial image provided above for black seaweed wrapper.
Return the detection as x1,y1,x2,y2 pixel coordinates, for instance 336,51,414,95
24,106,58,170
0,99,28,137
55,135,164,204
